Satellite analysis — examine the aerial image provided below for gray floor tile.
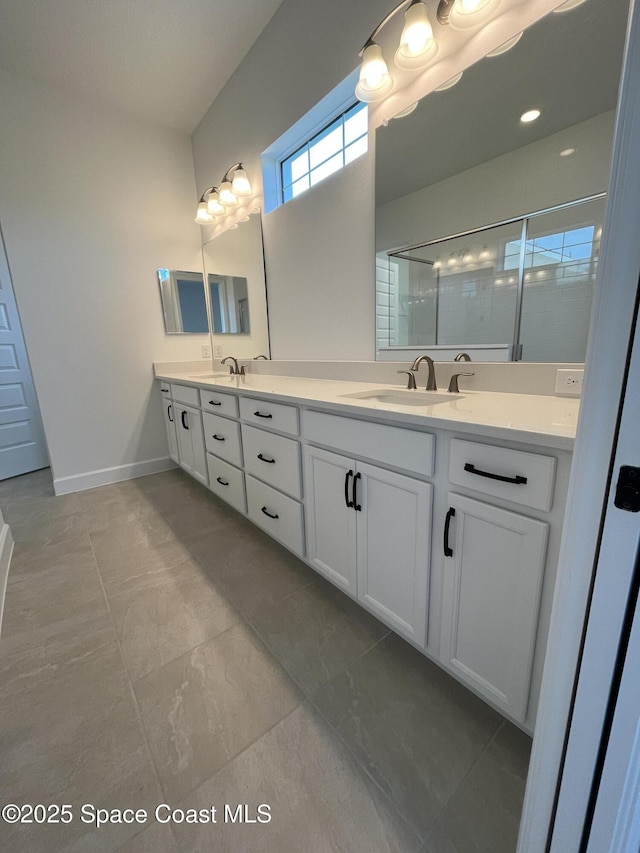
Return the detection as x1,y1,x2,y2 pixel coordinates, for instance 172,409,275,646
193,531,318,619
172,703,422,853
312,632,504,840
251,578,389,694
184,516,275,571
114,820,178,852
424,722,531,853
98,538,199,594
160,493,237,539
89,513,177,569
6,493,87,547
136,468,191,493
109,558,241,682
134,622,302,802
1,467,54,503
0,637,163,853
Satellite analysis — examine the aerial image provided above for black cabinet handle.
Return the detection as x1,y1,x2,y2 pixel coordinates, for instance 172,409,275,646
254,411,273,419
216,477,229,487
209,400,222,406
261,506,279,520
257,453,275,464
167,404,173,423
444,507,456,557
344,470,354,508
212,434,225,442
352,472,362,511
464,462,527,485
181,411,189,430
161,386,169,393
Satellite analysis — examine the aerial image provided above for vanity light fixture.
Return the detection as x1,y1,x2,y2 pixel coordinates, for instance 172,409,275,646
195,163,254,225
560,147,576,156
486,31,523,56
434,71,464,90
553,0,589,12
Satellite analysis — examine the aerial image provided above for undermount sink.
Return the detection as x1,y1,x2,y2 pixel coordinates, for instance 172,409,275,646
341,389,459,407
189,372,229,379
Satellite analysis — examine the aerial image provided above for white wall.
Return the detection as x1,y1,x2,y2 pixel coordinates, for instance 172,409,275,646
192,0,392,361
0,69,205,490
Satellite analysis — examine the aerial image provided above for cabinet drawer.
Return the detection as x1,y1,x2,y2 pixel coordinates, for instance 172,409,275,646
303,410,434,478
200,389,239,418
449,439,556,512
206,455,246,514
171,383,199,406
203,412,243,467
158,381,172,398
239,396,299,435
242,425,302,499
246,475,304,557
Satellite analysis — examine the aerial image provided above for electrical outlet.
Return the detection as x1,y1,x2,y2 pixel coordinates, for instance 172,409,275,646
201,344,211,359
555,368,584,397
213,345,223,358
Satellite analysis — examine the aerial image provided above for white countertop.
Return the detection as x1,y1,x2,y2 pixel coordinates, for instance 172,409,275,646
155,369,579,450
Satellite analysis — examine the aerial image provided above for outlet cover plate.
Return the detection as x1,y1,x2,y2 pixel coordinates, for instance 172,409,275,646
555,368,584,397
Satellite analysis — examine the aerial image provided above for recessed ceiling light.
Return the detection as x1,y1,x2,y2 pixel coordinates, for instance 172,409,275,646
560,148,576,157
520,108,541,123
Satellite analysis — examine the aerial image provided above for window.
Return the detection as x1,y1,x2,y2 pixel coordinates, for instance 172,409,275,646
261,68,366,214
280,102,368,203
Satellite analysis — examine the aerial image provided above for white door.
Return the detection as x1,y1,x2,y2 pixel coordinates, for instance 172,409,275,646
356,461,431,645
304,445,357,593
442,493,548,722
0,226,48,480
163,400,179,464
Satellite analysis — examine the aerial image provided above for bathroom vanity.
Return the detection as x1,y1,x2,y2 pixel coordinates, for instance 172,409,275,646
155,367,577,733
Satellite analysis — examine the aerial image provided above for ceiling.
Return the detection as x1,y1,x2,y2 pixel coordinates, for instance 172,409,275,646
0,0,284,132
376,0,630,207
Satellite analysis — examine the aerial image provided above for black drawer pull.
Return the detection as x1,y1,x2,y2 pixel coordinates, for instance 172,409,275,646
212,434,225,442
254,411,273,419
167,404,173,423
344,469,354,508
444,507,455,557
257,453,275,464
352,471,362,511
464,462,527,485
261,506,279,520
181,411,189,430
216,477,229,487
209,400,222,406
161,387,169,393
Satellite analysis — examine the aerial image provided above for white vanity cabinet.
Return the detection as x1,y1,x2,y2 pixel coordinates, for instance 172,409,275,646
174,402,208,487
304,446,432,646
162,397,179,464
440,493,548,722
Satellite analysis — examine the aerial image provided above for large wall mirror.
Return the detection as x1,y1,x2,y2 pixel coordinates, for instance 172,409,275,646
375,0,629,362
202,213,270,358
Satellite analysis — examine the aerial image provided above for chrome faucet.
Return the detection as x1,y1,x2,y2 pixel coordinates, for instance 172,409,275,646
454,352,472,362
397,370,417,390
221,356,245,375
410,355,437,391
253,354,269,360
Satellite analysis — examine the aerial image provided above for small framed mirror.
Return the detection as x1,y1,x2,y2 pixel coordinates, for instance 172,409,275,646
157,268,209,334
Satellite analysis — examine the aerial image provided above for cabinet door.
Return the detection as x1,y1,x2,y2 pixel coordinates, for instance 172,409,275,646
356,462,432,646
441,493,548,722
164,401,179,464
176,405,208,487
304,446,357,593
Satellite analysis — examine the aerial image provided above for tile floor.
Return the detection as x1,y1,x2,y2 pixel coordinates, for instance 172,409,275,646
0,467,531,852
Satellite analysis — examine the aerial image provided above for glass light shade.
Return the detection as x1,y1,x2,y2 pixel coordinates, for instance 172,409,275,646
355,43,393,103
520,108,541,123
231,168,252,196
218,180,238,206
449,0,501,30
195,202,214,224
394,3,438,70
486,31,523,57
206,191,225,215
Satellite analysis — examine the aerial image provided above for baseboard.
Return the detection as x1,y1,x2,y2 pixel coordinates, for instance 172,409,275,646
53,456,178,496
0,517,14,641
